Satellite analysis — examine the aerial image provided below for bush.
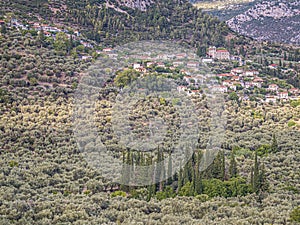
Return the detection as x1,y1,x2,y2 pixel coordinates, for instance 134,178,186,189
110,191,126,198
287,120,296,127
290,206,300,223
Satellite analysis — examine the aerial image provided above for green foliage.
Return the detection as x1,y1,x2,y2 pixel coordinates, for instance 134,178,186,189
0,1,299,224
290,99,300,108
178,182,193,196
202,178,252,198
271,133,279,153
111,191,126,198
287,120,296,127
114,69,139,88
9,160,18,167
229,149,238,178
290,207,300,223
229,92,239,102
54,32,71,54
257,144,271,157
195,194,209,202
155,187,175,200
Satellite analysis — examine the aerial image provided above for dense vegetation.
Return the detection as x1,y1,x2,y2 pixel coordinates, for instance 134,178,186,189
0,0,299,224
1,0,232,50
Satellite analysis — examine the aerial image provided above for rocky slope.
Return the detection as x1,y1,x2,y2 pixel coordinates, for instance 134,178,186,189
195,0,300,45
226,0,300,44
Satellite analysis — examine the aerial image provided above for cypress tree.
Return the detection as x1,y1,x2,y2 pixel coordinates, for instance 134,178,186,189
177,166,183,193
120,149,131,192
253,150,259,193
229,149,238,178
250,166,254,192
167,152,172,185
221,150,225,180
258,164,268,192
147,156,156,201
195,151,203,195
155,147,161,192
271,133,278,153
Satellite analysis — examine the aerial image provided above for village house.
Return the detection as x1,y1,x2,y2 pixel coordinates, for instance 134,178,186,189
177,86,187,92
241,95,250,101
173,61,184,67
222,80,232,86
202,58,213,63
207,46,230,60
80,41,93,48
183,76,192,85
216,49,230,60
231,55,243,64
212,85,228,93
156,54,169,60
229,84,237,91
268,84,279,92
192,76,204,85
289,88,299,95
223,81,237,91
190,90,201,96
74,30,80,36
231,76,240,81
103,48,113,52
33,25,42,31
43,31,51,37
183,76,203,86
146,61,155,67
269,64,278,69
231,68,244,75
278,92,289,99
81,55,92,60
235,81,244,87
41,24,61,32
243,70,259,77
186,62,199,68
265,95,277,103
107,53,118,58
176,53,187,59
0,20,5,25
244,82,252,89
133,63,141,69
217,73,233,79
135,67,147,73
180,69,191,76
252,77,264,88
156,62,166,68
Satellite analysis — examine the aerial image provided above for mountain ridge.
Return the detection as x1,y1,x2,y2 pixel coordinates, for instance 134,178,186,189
194,0,300,45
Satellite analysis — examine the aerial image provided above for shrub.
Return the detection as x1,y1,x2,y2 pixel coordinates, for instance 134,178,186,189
287,120,296,127
110,191,126,198
290,206,300,223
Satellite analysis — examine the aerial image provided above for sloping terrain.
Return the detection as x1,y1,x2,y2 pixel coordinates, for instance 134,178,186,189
226,0,300,44
0,0,230,48
195,0,300,45
0,0,299,224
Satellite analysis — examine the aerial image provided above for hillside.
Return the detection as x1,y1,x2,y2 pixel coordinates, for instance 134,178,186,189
0,0,230,49
0,0,300,224
195,0,300,45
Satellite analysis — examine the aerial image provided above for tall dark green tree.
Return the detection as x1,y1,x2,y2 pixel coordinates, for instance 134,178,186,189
167,152,172,185
1,24,7,34
271,133,278,153
195,151,203,195
229,149,238,178
253,150,260,193
258,164,268,192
